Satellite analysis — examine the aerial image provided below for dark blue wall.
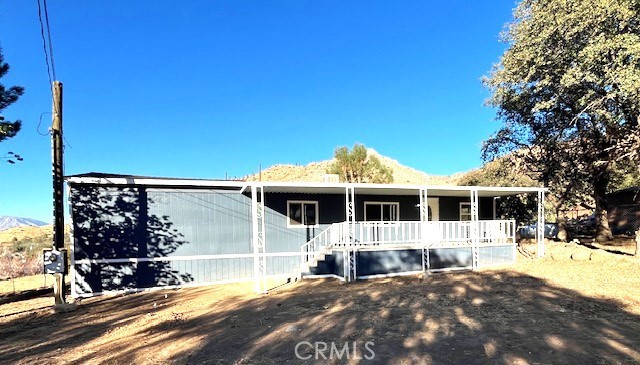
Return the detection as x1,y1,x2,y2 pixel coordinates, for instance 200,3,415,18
438,196,494,221
356,249,423,276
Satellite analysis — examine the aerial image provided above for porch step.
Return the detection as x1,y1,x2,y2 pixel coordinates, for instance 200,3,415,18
290,247,333,282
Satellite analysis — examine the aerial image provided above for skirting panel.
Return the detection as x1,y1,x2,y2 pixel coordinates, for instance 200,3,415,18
356,249,423,276
428,247,473,270
73,257,253,296
478,245,515,266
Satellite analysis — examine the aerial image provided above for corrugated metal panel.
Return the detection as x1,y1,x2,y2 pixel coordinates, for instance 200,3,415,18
71,185,256,295
71,185,144,260
71,186,253,259
147,188,252,256
266,256,301,275
73,257,253,295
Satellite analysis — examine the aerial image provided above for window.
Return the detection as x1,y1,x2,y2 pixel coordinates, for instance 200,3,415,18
460,202,472,221
287,201,318,227
364,202,400,221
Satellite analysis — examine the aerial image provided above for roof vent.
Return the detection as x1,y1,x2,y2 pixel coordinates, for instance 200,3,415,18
322,174,340,183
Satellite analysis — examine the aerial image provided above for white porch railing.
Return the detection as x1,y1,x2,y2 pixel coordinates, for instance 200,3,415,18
300,219,516,267
330,220,516,248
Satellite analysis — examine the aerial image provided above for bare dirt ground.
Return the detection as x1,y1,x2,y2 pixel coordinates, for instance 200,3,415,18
0,243,639,364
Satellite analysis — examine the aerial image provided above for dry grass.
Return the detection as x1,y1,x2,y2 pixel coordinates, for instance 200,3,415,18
0,225,52,246
0,274,58,296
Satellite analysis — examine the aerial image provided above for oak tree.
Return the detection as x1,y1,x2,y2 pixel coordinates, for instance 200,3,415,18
483,0,640,242
327,143,393,184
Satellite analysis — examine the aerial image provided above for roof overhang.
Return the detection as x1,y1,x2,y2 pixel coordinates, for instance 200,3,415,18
66,174,546,197
261,183,544,197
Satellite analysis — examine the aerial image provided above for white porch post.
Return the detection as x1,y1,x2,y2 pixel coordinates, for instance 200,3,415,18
344,185,356,282
470,189,480,269
537,190,545,257
419,187,430,275
251,184,267,293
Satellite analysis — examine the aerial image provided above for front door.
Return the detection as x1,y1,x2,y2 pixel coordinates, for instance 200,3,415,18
427,197,439,221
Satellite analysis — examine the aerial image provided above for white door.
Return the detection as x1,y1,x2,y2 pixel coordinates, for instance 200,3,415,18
427,198,439,221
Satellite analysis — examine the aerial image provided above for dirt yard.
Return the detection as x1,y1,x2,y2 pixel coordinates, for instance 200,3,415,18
0,242,639,364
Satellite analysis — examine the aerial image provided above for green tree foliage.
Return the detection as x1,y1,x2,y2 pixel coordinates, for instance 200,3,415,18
483,0,640,242
327,143,393,183
458,156,540,226
610,160,640,191
0,48,24,164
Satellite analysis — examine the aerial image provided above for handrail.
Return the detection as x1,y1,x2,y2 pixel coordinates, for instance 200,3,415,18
300,223,341,265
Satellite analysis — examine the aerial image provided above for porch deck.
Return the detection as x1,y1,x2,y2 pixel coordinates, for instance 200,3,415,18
299,220,517,281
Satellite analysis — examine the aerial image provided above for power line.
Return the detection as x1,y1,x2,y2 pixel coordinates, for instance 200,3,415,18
36,0,53,87
37,112,51,136
36,0,69,147
41,0,56,81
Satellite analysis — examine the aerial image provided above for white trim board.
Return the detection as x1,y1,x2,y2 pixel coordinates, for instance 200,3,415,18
302,274,346,281
73,277,255,298
356,270,423,280
73,252,303,265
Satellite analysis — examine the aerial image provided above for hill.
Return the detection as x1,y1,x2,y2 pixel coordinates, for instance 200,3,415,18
245,148,462,185
0,216,48,232
0,225,53,245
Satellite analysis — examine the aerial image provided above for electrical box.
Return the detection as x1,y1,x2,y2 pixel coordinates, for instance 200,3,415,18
43,248,68,274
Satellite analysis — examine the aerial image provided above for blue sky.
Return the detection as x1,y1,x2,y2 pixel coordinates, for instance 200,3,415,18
0,1,515,222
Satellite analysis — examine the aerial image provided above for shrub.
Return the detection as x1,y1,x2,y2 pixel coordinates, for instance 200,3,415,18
0,248,43,278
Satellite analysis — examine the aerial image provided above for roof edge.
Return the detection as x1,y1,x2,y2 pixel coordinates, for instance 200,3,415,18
65,173,547,193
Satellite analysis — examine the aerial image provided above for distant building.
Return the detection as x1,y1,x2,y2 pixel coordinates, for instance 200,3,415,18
606,187,640,235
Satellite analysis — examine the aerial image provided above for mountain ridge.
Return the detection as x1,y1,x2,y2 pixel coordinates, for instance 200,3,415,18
0,216,49,232
245,148,464,185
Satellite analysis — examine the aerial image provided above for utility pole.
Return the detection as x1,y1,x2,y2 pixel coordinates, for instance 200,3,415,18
51,81,66,304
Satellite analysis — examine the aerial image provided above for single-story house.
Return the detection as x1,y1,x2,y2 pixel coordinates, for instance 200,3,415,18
66,173,547,297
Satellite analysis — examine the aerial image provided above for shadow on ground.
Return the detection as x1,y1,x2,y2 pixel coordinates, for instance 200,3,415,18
0,270,639,364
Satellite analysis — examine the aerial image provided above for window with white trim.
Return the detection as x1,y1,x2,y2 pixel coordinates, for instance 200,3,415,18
460,202,472,221
287,201,319,227
364,202,400,221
